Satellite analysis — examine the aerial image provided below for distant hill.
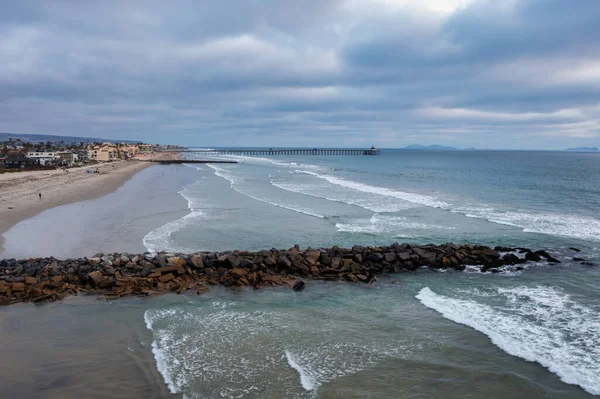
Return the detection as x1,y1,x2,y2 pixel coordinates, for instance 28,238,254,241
566,147,599,152
404,144,458,150
0,132,139,144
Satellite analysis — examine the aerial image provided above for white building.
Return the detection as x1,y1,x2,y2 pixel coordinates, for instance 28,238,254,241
26,151,58,166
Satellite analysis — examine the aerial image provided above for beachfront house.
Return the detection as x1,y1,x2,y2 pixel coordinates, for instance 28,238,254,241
117,143,140,159
56,151,75,166
138,144,153,153
88,144,117,162
4,152,35,169
27,151,58,165
73,150,90,163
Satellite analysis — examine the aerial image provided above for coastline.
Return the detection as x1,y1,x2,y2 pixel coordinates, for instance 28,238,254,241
0,153,180,253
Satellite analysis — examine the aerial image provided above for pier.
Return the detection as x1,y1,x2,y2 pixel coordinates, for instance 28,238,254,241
141,160,237,164
160,147,380,156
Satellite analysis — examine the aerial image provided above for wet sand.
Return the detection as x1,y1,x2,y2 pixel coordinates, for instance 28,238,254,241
0,295,172,399
0,153,180,252
0,163,198,259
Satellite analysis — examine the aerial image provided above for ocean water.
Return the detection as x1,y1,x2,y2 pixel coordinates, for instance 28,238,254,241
2,149,600,398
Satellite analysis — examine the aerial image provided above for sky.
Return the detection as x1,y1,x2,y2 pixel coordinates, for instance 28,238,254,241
0,0,599,149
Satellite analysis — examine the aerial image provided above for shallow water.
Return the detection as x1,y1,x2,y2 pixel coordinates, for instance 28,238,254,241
1,267,598,399
2,149,600,398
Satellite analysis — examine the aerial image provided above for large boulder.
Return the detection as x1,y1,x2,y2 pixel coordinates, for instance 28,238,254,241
365,253,384,262
265,257,276,267
384,253,397,263
305,251,321,265
277,256,292,270
397,252,410,262
227,255,241,268
534,250,560,263
525,252,542,262
167,257,187,268
190,256,204,269
412,248,436,265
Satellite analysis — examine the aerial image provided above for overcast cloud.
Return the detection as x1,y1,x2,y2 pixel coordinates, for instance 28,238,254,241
1,0,599,148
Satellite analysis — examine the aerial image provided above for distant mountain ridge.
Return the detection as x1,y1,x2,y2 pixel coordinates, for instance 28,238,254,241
0,132,138,144
404,144,458,150
565,147,599,152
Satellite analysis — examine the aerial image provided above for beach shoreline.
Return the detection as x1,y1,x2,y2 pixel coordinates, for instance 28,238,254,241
0,152,180,253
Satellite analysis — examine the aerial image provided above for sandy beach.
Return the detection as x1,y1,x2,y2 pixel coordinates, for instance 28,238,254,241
0,152,179,252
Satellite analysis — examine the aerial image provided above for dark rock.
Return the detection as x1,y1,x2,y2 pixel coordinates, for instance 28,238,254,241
581,262,596,267
11,264,23,276
397,252,410,262
525,252,542,262
264,257,276,267
502,253,521,265
365,253,384,262
293,280,305,291
227,255,240,268
569,247,581,252
412,248,436,265
494,246,515,252
277,256,292,270
384,253,397,263
140,267,154,277
534,250,560,263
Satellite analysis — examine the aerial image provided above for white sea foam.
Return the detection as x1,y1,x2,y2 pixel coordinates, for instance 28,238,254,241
336,214,456,235
207,164,325,218
143,300,418,398
287,168,600,243
144,308,187,394
452,206,600,242
213,153,322,171
299,171,450,209
143,181,210,253
271,180,415,213
416,286,600,395
285,350,317,391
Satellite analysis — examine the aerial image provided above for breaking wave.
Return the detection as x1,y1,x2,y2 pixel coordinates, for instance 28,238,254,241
207,164,325,218
452,206,600,242
298,171,450,209
143,180,208,253
417,286,600,395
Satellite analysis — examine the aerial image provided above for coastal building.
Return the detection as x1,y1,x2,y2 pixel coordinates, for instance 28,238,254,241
26,151,58,166
138,144,153,153
88,144,117,162
117,144,140,159
4,152,35,168
56,151,75,166
73,150,90,163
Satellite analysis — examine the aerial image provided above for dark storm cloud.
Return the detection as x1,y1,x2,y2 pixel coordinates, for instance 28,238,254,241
0,0,598,148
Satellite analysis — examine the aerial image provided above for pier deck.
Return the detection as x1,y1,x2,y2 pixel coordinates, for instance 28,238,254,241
141,160,237,164
159,148,380,156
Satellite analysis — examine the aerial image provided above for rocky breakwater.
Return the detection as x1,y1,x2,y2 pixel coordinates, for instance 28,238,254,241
0,243,560,306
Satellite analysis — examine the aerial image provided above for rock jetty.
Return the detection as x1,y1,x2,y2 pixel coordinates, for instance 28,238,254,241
0,243,559,306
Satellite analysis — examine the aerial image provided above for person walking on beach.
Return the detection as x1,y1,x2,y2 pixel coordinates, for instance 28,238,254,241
39,193,42,199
